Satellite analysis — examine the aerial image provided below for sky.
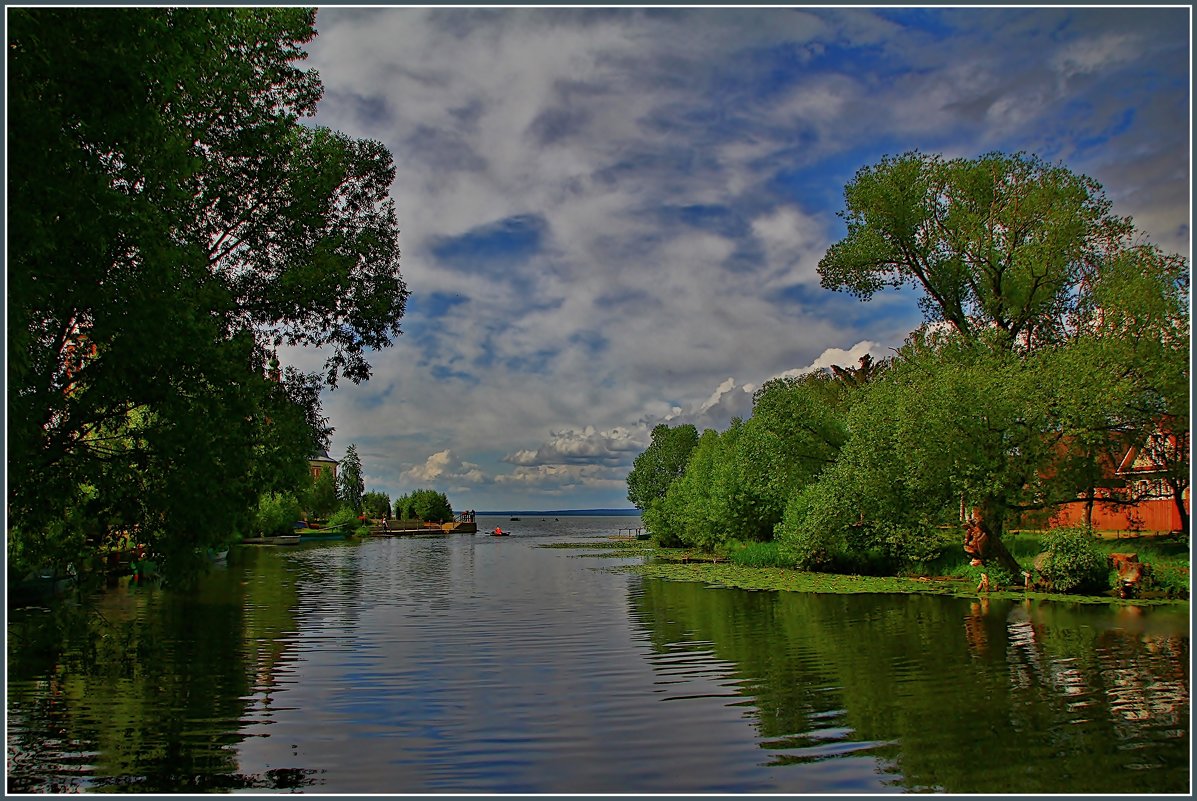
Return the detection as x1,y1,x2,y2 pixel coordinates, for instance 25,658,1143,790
285,5,1191,512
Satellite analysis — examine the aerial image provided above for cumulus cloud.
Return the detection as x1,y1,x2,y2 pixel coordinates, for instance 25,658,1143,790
293,7,1189,510
504,426,646,468
494,464,628,492
654,340,884,433
402,450,486,487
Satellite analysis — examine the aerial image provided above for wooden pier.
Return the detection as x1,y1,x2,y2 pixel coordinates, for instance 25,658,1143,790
367,519,478,535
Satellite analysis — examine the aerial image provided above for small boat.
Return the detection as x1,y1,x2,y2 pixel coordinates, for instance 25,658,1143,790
491,528,509,537
9,570,75,606
207,547,230,563
509,517,521,521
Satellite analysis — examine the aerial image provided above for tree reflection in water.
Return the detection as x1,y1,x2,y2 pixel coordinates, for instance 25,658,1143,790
7,547,313,793
629,579,1189,793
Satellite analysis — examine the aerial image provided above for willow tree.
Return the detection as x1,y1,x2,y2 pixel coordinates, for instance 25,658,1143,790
8,8,407,576
819,151,1134,351
817,151,1188,569
627,423,700,546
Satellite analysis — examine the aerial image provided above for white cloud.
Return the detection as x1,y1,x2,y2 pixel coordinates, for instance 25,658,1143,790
402,450,486,486
504,426,646,468
289,8,1189,510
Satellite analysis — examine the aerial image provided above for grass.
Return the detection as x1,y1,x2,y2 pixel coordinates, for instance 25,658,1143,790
544,533,1189,607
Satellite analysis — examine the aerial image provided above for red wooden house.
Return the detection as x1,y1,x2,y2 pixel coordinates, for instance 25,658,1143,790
1050,423,1189,534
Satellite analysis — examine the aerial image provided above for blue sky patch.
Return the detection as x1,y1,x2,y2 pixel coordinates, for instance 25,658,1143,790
303,7,1189,511
430,214,548,272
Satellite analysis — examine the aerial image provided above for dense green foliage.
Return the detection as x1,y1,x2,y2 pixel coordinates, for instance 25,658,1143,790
324,506,368,537
628,151,1188,591
337,444,366,512
6,8,407,579
307,469,340,520
253,492,303,538
394,489,454,523
362,491,392,519
1034,527,1113,594
627,423,699,546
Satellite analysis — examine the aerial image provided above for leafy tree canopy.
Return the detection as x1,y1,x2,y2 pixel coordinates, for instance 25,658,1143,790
395,489,454,523
362,491,392,519
626,424,700,511
818,150,1135,351
7,8,406,573
337,444,366,513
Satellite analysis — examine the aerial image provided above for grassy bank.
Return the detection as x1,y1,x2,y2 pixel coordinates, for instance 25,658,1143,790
543,535,1189,607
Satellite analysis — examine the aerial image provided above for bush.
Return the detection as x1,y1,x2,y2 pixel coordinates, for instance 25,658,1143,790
255,492,302,537
1036,526,1110,594
1148,562,1190,598
326,506,364,531
776,484,843,570
362,490,391,519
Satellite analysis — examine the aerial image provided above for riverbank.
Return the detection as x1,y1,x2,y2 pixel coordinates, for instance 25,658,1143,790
545,539,1190,607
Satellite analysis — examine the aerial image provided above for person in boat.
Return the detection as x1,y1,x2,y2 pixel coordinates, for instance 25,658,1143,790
494,527,503,536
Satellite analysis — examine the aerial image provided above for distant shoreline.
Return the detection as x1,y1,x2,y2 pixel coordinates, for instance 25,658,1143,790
475,509,640,517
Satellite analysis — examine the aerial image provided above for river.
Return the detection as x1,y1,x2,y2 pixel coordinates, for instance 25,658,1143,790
6,515,1190,793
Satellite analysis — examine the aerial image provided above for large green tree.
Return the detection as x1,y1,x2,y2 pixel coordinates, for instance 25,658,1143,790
626,424,700,510
627,423,700,546
7,8,407,575
361,491,392,520
816,151,1189,567
394,489,454,523
337,444,366,513
819,150,1133,351
731,370,858,540
657,428,724,551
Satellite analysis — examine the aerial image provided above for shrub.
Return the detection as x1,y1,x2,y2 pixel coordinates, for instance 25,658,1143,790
1036,526,1110,594
776,487,846,571
326,506,364,531
1149,562,1190,598
255,492,302,536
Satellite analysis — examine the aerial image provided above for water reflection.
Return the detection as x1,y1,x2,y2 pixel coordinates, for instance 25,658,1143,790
6,554,321,793
629,582,1189,793
7,529,1189,794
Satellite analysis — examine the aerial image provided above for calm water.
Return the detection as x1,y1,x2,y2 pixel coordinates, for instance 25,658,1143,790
6,515,1190,793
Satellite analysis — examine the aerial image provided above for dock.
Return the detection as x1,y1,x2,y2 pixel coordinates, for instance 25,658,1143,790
615,527,649,540
367,520,478,535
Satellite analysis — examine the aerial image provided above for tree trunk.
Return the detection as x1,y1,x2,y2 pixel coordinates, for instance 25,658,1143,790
963,504,1023,578
1169,480,1189,535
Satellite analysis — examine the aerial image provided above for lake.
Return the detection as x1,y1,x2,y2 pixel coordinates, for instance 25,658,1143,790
6,515,1189,793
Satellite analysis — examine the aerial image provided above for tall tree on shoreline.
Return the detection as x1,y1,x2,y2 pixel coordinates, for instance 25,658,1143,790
627,424,700,546
816,151,1188,569
8,8,407,575
337,445,366,513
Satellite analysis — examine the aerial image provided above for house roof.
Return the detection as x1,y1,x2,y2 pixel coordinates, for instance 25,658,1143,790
309,449,338,464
